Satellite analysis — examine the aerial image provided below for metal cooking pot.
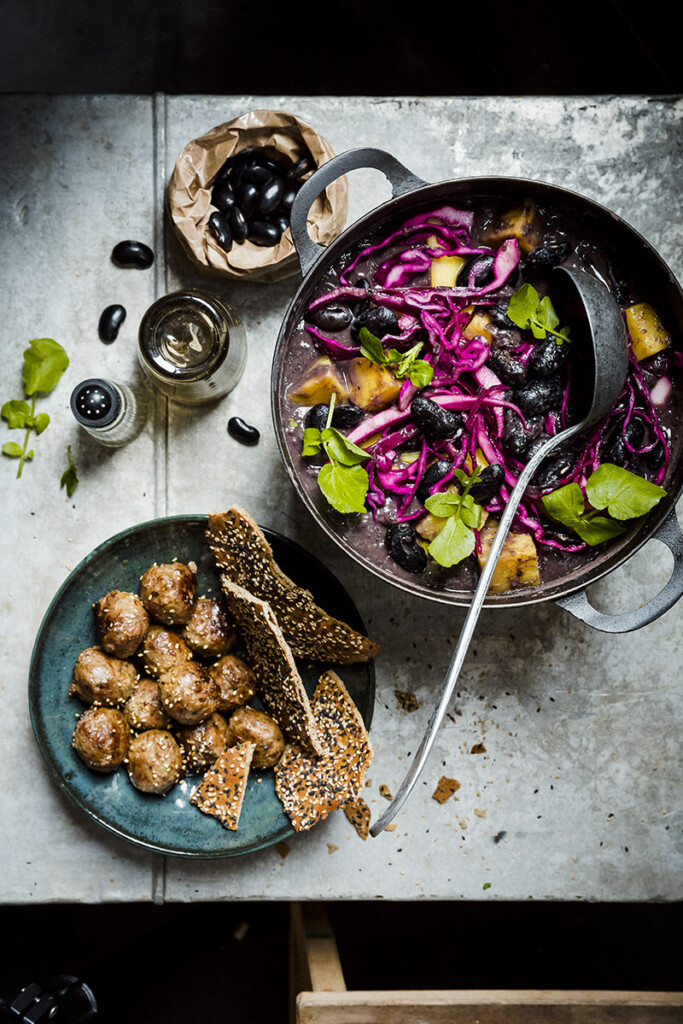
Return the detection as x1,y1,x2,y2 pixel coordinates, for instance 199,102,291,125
271,147,683,633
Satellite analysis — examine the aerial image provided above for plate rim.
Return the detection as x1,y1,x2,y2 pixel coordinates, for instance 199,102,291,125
28,513,375,859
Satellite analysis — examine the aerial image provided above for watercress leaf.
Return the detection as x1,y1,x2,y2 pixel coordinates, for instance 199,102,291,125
384,348,405,364
428,515,476,567
530,320,547,340
572,515,627,545
321,427,369,466
1,399,31,428
60,446,79,497
33,412,50,435
25,449,34,460
460,495,483,530
537,294,560,332
542,481,586,529
407,359,434,388
358,327,386,365
2,441,24,458
506,283,539,330
424,490,461,518
586,464,667,520
318,461,368,514
21,338,69,395
302,427,323,457
452,468,471,488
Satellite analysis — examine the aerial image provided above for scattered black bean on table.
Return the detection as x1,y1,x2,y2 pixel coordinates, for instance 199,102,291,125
207,145,316,253
98,304,127,343
228,416,260,446
111,240,154,269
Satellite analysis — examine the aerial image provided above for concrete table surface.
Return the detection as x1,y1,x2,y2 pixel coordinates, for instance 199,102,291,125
1,94,681,904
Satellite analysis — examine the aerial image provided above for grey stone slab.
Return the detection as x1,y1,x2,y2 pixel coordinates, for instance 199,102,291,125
1,95,682,904
0,95,161,902
159,96,683,902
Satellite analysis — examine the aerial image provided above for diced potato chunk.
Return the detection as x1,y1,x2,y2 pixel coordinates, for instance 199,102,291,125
346,357,401,412
430,254,467,287
625,302,671,363
288,357,349,406
477,521,540,595
463,309,493,344
481,200,538,253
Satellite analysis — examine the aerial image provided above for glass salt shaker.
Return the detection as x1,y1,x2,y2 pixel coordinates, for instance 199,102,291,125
70,378,148,447
137,289,247,404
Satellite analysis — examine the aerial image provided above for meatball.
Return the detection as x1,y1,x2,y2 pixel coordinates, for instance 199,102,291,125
70,646,137,706
140,561,197,626
227,706,284,769
140,625,193,680
209,654,256,714
73,706,130,773
127,729,183,795
123,677,171,732
182,597,237,658
94,589,149,658
178,712,231,771
159,661,219,725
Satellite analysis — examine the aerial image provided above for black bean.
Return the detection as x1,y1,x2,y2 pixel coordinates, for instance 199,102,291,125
465,253,495,287
247,219,281,247
524,433,553,464
229,205,248,243
279,180,301,215
468,464,505,503
228,417,260,446
211,179,236,216
351,305,400,342
417,459,454,503
237,181,259,219
533,450,577,490
486,348,527,386
273,213,290,239
603,416,645,466
208,211,232,252
510,378,564,417
98,304,126,343
305,404,329,431
257,176,285,215
305,303,353,333
251,152,288,177
238,163,274,188
411,395,465,441
526,242,572,268
385,523,428,574
332,404,364,430
527,336,570,379
289,154,316,179
111,240,154,269
647,438,667,471
489,304,516,329
502,411,543,459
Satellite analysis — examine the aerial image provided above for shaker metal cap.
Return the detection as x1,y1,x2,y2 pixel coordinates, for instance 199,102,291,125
70,378,121,428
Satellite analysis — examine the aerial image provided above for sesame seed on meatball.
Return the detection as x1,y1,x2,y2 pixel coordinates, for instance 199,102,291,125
159,660,219,725
140,561,197,626
94,589,149,658
182,597,237,658
73,706,130,773
127,729,184,795
70,646,137,707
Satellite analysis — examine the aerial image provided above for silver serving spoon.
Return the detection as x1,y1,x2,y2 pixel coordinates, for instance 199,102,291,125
370,266,629,837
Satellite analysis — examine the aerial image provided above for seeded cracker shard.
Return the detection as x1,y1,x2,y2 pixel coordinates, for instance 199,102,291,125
190,741,255,830
206,506,380,664
220,578,324,757
274,670,373,833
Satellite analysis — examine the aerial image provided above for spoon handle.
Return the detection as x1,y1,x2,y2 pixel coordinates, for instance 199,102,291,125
369,422,582,837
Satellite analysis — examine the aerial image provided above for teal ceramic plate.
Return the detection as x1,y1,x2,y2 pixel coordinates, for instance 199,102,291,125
29,515,375,858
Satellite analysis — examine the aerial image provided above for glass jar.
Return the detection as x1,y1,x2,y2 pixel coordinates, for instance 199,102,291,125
137,289,247,404
70,378,149,447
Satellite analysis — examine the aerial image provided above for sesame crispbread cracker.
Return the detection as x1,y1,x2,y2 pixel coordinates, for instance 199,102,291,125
220,577,324,757
206,506,381,665
274,669,373,833
190,740,255,830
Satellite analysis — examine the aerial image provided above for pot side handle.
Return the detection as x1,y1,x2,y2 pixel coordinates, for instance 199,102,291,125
555,505,683,633
290,147,427,276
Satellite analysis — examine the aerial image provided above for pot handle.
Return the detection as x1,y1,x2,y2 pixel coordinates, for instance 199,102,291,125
290,147,428,276
555,505,683,633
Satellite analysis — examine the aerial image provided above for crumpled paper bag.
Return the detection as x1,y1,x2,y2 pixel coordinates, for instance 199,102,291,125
167,109,348,283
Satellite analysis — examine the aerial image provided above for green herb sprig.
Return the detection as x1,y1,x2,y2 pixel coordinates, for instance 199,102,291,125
424,467,484,567
302,395,370,514
2,338,69,478
507,283,571,345
359,327,434,388
60,444,79,498
541,464,666,545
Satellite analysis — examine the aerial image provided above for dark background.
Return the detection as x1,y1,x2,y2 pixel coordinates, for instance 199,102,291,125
1,1,681,1021
0,0,679,95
